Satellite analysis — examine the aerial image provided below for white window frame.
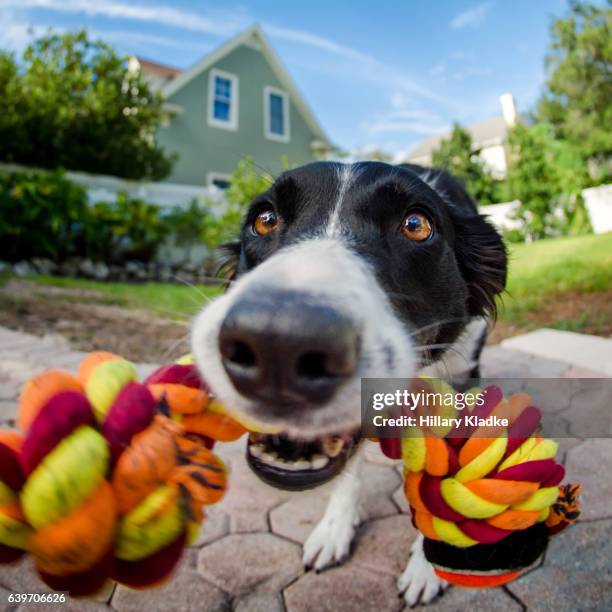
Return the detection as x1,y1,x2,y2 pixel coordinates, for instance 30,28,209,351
263,86,290,143
207,172,232,190
207,68,239,131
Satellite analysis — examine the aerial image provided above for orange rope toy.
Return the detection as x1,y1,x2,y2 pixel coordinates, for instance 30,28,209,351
396,384,581,587
0,352,245,595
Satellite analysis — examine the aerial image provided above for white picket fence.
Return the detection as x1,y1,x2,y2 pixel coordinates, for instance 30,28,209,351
480,185,612,235
0,162,225,209
583,184,612,234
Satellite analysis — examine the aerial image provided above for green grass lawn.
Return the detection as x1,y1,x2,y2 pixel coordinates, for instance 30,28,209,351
27,275,223,319
501,232,612,322
16,231,612,334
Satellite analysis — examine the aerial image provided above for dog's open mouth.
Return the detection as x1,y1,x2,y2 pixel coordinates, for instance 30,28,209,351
246,430,360,490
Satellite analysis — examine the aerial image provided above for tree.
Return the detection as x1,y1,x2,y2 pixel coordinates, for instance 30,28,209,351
537,1,612,180
505,123,591,241
0,30,175,180
430,123,500,204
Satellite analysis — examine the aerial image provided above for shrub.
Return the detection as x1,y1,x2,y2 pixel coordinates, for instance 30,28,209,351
0,169,88,262
85,193,168,263
0,170,175,264
162,199,211,263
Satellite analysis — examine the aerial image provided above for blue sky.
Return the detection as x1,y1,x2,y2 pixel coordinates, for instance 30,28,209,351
0,0,573,157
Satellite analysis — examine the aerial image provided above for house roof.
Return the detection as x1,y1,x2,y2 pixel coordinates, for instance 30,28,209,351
406,116,509,161
161,24,330,145
135,57,183,81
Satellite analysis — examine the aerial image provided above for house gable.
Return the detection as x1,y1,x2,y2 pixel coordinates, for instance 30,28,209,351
162,25,328,145
156,25,329,187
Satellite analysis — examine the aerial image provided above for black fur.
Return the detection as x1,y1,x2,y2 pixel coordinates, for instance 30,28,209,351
220,161,506,361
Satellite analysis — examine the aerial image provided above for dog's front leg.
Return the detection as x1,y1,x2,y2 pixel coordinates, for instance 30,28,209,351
302,447,364,571
398,534,448,606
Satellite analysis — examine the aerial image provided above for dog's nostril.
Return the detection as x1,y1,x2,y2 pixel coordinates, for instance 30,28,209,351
222,340,257,368
297,352,329,379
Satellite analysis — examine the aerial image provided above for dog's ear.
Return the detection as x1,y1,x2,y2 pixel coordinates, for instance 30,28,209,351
453,214,507,318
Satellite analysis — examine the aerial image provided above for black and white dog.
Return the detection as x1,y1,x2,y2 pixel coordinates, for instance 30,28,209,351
192,161,507,606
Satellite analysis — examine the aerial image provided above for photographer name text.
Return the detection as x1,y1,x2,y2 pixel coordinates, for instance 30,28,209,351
371,414,509,428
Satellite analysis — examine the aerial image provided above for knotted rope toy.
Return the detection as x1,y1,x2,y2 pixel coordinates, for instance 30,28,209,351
0,351,244,595
392,383,581,588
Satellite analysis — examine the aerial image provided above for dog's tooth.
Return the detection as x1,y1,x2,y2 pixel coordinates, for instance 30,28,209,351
293,459,310,471
310,454,329,469
249,444,264,458
321,436,344,458
280,460,301,471
262,451,276,463
273,457,297,470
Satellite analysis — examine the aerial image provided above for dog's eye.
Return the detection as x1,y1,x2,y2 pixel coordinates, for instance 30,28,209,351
253,209,278,236
401,212,432,242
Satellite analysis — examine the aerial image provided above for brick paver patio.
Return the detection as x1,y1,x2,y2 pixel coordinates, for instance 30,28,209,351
0,326,610,612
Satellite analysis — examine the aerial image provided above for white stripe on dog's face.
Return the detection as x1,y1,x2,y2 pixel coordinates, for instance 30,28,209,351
191,237,415,438
326,164,353,238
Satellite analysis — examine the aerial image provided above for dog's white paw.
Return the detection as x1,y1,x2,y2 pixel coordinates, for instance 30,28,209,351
302,503,361,571
397,536,448,607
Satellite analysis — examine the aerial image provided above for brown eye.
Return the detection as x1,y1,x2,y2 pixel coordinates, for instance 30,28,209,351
401,212,432,242
253,209,278,235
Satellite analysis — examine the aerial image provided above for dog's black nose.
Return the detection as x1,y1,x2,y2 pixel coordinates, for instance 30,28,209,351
218,290,360,405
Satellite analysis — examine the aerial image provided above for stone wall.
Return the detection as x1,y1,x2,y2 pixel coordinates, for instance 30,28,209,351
0,257,219,285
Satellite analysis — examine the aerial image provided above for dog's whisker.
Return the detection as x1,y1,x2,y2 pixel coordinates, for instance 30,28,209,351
415,343,469,359
160,331,192,362
413,342,457,351
195,275,233,286
414,343,472,373
403,316,472,339
172,275,221,308
172,275,210,298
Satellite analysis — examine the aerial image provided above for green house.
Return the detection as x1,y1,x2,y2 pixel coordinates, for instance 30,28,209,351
134,25,331,189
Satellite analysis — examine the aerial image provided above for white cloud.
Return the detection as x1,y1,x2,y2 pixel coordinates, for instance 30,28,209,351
264,24,375,64
450,2,492,29
5,0,384,64
98,30,211,53
452,66,494,80
364,97,448,136
0,8,49,52
448,50,478,63
366,119,448,135
1,0,242,36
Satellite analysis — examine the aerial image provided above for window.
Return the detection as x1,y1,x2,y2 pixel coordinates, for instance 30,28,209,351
264,86,290,142
208,69,238,130
207,173,231,190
